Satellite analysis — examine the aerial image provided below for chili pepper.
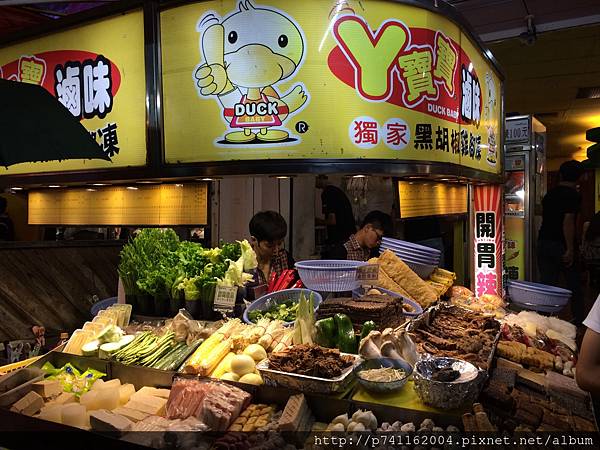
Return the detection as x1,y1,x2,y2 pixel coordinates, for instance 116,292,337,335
267,271,277,293
272,270,290,292
282,270,297,290
291,279,304,288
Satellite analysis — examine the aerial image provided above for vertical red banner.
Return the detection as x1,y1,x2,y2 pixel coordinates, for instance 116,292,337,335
473,184,503,298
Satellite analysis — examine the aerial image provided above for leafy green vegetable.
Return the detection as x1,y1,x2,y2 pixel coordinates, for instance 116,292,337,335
117,230,257,303
248,301,299,322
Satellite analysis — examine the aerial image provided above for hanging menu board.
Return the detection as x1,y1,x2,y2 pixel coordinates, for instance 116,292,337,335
28,183,208,225
398,181,467,218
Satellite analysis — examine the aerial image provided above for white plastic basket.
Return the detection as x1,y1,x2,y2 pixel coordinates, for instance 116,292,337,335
295,260,368,292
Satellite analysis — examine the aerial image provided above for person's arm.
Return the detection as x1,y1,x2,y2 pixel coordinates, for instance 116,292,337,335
326,213,337,226
576,328,600,395
562,212,576,266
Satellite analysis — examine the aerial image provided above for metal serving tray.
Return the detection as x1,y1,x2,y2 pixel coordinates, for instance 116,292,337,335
257,354,361,395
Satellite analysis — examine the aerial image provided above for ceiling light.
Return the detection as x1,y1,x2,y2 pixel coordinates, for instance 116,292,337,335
126,186,138,190
92,183,110,186
10,187,23,191
175,183,183,187
275,176,290,179
351,174,367,178
48,185,61,188
86,188,96,192
136,180,159,184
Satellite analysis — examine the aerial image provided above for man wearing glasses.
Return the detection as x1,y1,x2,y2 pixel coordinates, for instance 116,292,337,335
328,210,392,261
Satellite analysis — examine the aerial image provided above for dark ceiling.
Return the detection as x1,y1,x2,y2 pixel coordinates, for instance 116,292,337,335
0,2,112,39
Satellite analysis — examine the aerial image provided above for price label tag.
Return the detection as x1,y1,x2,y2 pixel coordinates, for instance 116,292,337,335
505,118,529,144
356,264,380,282
213,285,238,313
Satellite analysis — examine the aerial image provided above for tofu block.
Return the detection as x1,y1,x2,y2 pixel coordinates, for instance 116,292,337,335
48,392,77,406
61,404,87,428
135,386,170,399
113,407,150,423
129,393,168,409
10,391,44,416
89,409,133,434
31,380,62,399
119,384,136,405
37,404,64,423
124,396,167,416
517,370,546,393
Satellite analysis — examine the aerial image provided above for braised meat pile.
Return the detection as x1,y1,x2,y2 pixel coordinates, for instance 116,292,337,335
410,306,500,369
268,344,354,379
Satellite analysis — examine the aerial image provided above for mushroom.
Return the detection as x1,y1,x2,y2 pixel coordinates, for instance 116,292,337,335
381,341,402,360
359,335,382,359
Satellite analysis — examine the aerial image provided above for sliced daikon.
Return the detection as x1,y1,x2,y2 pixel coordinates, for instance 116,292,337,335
118,384,136,405
61,404,87,428
95,387,120,410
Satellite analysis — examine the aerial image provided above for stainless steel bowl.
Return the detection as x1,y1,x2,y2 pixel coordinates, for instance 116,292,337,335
413,357,484,409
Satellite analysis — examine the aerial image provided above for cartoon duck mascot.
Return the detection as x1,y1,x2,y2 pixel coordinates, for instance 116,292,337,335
194,0,308,143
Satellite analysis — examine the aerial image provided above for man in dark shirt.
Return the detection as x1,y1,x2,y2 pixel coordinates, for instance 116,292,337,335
329,210,392,261
317,176,356,257
0,196,15,241
537,160,584,324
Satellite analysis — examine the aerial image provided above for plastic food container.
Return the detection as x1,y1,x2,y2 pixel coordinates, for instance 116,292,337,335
243,288,322,325
507,281,570,307
295,260,368,292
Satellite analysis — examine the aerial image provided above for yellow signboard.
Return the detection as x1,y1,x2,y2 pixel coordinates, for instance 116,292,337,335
28,184,208,226
161,0,502,173
398,181,467,218
0,10,147,174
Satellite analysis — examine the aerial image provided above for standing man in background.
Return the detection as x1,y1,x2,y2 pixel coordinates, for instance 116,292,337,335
0,196,14,241
537,160,584,325
316,175,356,258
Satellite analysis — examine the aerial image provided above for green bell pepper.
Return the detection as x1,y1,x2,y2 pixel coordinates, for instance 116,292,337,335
360,320,377,340
315,317,337,348
334,313,357,354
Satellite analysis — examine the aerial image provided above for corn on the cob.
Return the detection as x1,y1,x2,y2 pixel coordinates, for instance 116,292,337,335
210,351,236,379
272,329,294,353
183,332,225,373
199,338,232,376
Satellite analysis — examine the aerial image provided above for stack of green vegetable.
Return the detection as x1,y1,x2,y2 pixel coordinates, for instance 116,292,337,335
117,228,258,317
314,316,376,354
111,331,200,370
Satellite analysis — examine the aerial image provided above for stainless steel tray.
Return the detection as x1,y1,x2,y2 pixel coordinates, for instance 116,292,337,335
257,353,361,395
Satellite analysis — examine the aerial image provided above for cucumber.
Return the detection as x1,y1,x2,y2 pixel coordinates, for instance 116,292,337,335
99,342,125,360
81,340,100,357
117,335,135,347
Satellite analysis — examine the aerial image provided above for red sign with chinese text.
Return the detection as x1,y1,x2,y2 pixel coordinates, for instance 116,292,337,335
473,184,503,298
